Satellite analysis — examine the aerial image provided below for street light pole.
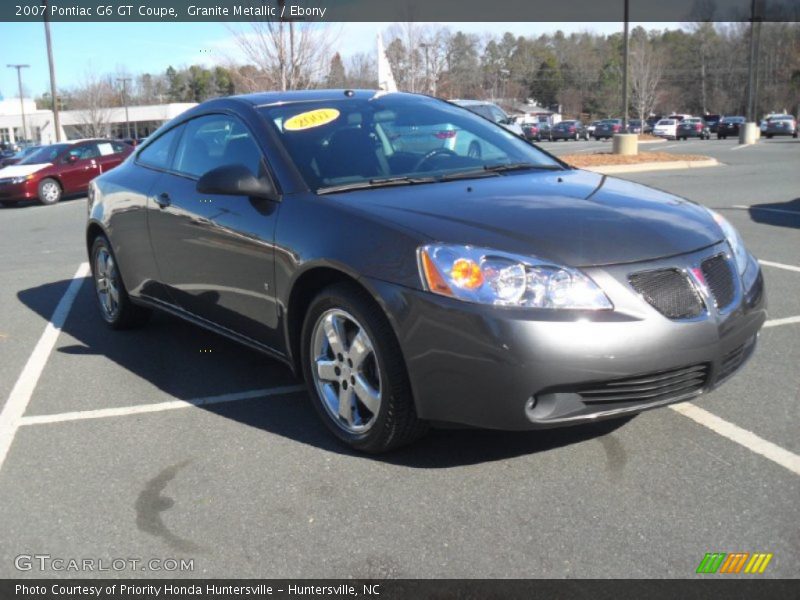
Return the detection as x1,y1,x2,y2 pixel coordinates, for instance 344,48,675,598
7,64,30,143
43,0,61,142
613,0,637,156
621,0,629,132
116,77,132,139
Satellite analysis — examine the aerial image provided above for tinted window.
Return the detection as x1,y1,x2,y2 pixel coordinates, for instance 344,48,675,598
173,114,263,178
66,144,100,161
138,126,183,170
260,95,560,190
487,105,508,123
20,143,70,165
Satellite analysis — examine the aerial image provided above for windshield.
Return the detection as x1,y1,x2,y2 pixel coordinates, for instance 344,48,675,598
259,94,561,192
20,144,70,165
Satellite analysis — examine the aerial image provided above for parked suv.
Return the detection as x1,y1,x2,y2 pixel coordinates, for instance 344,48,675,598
0,139,132,206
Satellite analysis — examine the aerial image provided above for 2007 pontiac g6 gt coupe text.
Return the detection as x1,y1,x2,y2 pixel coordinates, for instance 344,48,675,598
86,90,766,452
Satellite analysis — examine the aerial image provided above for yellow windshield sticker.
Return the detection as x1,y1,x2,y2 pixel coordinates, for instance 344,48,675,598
284,108,340,131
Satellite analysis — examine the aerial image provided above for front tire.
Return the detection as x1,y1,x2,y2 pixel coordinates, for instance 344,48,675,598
37,178,62,205
90,235,151,329
301,283,427,453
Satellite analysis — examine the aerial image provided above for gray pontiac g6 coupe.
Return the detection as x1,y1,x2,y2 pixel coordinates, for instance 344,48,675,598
86,90,766,452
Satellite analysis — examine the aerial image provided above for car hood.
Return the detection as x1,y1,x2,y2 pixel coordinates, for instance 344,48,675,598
0,163,51,178
332,169,723,267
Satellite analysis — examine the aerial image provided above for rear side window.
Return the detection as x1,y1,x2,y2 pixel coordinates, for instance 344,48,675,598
173,114,263,179
66,144,100,161
138,126,183,170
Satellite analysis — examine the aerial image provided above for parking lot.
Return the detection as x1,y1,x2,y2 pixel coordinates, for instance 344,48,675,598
0,136,798,578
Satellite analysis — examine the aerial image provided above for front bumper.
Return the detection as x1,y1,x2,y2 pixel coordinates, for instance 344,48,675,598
368,243,766,430
0,178,37,202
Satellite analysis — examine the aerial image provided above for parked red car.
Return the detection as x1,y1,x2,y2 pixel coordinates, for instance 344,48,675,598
0,139,132,206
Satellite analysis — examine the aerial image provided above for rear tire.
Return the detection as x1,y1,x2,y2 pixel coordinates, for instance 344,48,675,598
301,283,428,453
37,178,62,205
90,235,151,330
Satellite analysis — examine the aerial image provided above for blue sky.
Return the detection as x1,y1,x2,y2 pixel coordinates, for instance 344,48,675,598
0,21,679,99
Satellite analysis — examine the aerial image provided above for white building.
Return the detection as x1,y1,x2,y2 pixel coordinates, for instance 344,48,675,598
0,98,56,144
0,98,196,144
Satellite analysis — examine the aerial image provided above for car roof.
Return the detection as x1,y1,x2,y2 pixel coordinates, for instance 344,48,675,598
449,99,496,107
228,89,426,108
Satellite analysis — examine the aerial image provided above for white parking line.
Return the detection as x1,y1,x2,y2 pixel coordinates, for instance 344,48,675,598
763,315,800,328
670,403,800,476
18,384,306,426
733,204,800,216
759,259,800,273
0,263,89,473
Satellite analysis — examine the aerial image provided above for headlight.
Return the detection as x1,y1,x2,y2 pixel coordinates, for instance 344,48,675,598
418,244,612,310
706,209,748,274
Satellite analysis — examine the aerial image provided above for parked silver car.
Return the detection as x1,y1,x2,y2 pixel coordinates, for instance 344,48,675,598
450,100,525,137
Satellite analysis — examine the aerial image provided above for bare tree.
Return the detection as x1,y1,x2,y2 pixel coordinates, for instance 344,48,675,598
629,35,663,125
227,19,337,91
345,52,377,89
70,68,115,137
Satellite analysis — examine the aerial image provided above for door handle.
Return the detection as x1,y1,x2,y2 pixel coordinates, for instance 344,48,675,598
155,192,171,208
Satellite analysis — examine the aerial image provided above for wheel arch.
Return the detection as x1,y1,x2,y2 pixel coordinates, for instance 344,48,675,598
284,264,404,375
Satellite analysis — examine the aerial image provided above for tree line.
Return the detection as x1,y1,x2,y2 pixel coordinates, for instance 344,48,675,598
45,21,800,135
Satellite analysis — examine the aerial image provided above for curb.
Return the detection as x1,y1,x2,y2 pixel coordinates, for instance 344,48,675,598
583,158,720,174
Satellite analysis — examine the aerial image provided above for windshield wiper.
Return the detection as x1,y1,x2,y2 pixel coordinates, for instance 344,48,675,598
433,162,563,183
317,175,436,195
483,162,563,173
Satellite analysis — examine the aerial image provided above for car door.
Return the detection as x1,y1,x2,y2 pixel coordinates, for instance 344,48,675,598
146,112,282,350
58,142,101,193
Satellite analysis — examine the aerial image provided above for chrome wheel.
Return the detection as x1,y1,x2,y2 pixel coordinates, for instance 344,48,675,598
94,247,121,320
310,308,382,434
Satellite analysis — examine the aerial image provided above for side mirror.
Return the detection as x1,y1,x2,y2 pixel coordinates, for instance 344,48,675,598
196,164,278,200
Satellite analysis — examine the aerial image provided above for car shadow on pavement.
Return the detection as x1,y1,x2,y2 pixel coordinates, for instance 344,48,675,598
748,198,800,229
19,277,632,468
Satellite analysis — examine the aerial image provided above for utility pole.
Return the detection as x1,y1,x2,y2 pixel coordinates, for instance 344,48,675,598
420,43,431,95
7,64,30,143
116,77,132,139
742,0,763,144
613,0,637,155
42,0,61,141
621,0,629,132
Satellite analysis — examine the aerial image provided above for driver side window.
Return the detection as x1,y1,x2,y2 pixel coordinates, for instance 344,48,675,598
173,115,264,179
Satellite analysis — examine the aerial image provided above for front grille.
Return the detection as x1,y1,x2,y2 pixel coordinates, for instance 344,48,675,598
577,364,709,404
701,254,736,310
629,269,705,319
